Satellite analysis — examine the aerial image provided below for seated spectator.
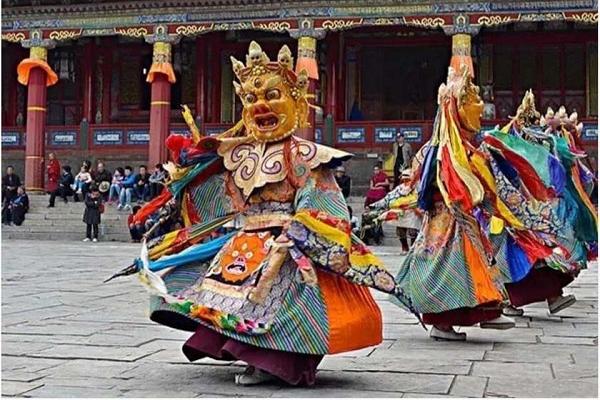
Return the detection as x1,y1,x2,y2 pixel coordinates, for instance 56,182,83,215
364,164,390,207
118,166,136,211
134,165,151,203
143,198,179,240
72,165,93,202
2,166,21,224
148,164,168,199
2,166,21,203
93,162,112,201
83,160,92,174
128,205,144,242
6,186,29,226
48,165,74,207
108,167,124,204
335,166,352,199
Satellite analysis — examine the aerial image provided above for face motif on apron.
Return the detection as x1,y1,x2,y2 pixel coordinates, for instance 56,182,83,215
208,231,274,284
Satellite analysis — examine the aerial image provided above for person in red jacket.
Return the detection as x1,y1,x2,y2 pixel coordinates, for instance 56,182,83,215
45,152,61,194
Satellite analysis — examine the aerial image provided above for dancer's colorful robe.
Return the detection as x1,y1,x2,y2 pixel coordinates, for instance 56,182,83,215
391,67,507,326
125,41,418,385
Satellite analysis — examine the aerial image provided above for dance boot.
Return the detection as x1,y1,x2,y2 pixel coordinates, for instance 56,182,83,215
502,305,524,317
548,294,576,314
430,326,467,341
234,366,275,386
479,315,515,330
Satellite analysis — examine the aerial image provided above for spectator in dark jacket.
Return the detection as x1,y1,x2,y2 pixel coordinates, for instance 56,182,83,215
2,166,21,224
2,166,21,202
83,185,103,242
6,186,29,226
93,162,112,201
334,166,352,198
134,165,151,203
48,165,74,207
128,205,144,242
148,164,168,199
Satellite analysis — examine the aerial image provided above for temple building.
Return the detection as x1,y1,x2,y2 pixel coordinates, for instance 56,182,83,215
1,0,598,190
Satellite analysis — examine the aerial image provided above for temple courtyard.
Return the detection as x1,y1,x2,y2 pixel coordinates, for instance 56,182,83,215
1,239,598,398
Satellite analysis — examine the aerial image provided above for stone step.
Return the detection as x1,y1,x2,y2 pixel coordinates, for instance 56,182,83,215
24,213,127,221
35,205,135,212
8,194,132,242
28,198,145,209
28,195,141,203
4,223,126,233
2,230,130,242
3,224,127,234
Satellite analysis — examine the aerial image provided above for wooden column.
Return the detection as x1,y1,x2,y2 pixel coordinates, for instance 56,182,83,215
450,33,474,77
295,35,320,141
24,68,47,192
195,36,207,123
149,73,171,165
17,45,58,192
146,39,177,166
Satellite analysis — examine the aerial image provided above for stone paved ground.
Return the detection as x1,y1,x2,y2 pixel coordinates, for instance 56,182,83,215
2,239,598,398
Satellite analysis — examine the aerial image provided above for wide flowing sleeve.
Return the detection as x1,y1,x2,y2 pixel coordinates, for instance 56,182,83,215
130,136,240,263
286,167,421,321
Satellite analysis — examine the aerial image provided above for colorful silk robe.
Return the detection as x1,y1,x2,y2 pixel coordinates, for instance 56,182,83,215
392,100,506,315
141,135,417,355
481,125,596,284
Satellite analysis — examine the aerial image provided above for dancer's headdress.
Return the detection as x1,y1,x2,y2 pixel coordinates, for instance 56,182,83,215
512,90,541,127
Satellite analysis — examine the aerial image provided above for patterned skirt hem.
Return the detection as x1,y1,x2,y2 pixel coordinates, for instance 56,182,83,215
183,324,323,386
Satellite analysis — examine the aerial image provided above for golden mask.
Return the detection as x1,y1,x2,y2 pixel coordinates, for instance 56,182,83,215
231,41,309,143
457,66,484,133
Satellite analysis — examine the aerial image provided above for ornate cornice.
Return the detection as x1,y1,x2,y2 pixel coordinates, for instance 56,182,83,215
1,31,26,42
20,29,55,49
1,2,597,44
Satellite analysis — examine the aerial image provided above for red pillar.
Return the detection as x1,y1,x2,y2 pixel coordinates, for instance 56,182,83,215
148,73,171,166
303,79,317,141
24,68,48,192
295,36,319,141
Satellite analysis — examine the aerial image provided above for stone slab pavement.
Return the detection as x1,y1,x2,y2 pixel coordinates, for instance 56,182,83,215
1,239,597,398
